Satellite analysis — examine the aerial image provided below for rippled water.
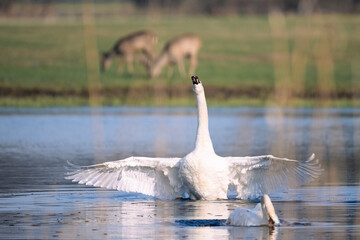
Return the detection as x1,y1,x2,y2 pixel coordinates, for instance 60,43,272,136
0,107,359,239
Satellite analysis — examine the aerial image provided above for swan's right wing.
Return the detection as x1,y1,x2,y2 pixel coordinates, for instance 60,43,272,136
65,157,184,200
226,154,323,199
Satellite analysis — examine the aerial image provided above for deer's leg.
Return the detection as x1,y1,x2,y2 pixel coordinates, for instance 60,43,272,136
125,55,134,74
176,58,186,76
167,63,174,78
188,55,198,76
139,51,152,72
118,58,125,74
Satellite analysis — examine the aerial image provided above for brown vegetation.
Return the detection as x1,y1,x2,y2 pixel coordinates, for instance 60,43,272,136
1,85,356,101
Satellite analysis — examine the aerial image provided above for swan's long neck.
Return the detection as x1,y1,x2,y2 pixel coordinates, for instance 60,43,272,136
262,194,280,225
194,88,215,153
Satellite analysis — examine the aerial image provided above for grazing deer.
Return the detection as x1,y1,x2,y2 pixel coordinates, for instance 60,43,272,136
145,33,202,78
100,30,158,73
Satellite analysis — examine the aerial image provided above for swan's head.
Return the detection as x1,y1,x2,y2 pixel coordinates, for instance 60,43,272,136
192,76,204,94
261,194,280,226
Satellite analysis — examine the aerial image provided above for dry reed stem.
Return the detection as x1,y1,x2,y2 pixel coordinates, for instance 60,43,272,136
82,1,105,163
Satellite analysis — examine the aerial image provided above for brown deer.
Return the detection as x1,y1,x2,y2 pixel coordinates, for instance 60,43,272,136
145,33,202,78
100,30,158,73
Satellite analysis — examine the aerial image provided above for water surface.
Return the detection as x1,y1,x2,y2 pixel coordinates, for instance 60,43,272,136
0,107,359,239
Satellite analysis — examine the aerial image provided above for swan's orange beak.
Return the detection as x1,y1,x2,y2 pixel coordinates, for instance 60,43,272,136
192,76,200,85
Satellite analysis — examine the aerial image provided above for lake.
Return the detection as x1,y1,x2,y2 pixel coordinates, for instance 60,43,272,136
0,107,359,239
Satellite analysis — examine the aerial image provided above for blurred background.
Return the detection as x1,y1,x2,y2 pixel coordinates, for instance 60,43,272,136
0,2,360,239
0,0,359,107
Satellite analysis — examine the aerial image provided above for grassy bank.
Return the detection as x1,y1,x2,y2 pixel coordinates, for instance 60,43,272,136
0,9,359,107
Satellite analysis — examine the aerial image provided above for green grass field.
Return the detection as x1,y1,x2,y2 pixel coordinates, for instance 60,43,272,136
0,5,359,107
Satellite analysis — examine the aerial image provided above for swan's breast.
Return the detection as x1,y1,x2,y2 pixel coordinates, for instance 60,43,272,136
179,152,229,200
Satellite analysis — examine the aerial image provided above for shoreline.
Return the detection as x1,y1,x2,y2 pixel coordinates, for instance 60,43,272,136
1,84,359,108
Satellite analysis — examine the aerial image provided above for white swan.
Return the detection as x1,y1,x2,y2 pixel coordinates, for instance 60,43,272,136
226,194,280,226
66,76,322,200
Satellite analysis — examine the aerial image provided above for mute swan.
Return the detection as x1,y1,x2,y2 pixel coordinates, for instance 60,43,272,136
226,194,280,226
66,76,322,200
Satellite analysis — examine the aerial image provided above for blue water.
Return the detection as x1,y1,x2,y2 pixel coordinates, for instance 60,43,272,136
0,107,359,239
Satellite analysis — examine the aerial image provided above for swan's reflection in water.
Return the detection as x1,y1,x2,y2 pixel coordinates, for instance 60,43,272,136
176,219,278,240
1,187,359,239
228,226,278,240
170,200,231,240
174,199,279,240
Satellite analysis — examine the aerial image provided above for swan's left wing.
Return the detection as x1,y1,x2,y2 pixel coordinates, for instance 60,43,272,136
226,154,323,199
65,157,184,200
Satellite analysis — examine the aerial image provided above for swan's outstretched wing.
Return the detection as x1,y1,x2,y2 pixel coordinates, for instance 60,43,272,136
65,157,184,200
226,154,323,199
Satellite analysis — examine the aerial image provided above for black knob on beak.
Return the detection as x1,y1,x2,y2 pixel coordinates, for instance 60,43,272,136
192,76,200,85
